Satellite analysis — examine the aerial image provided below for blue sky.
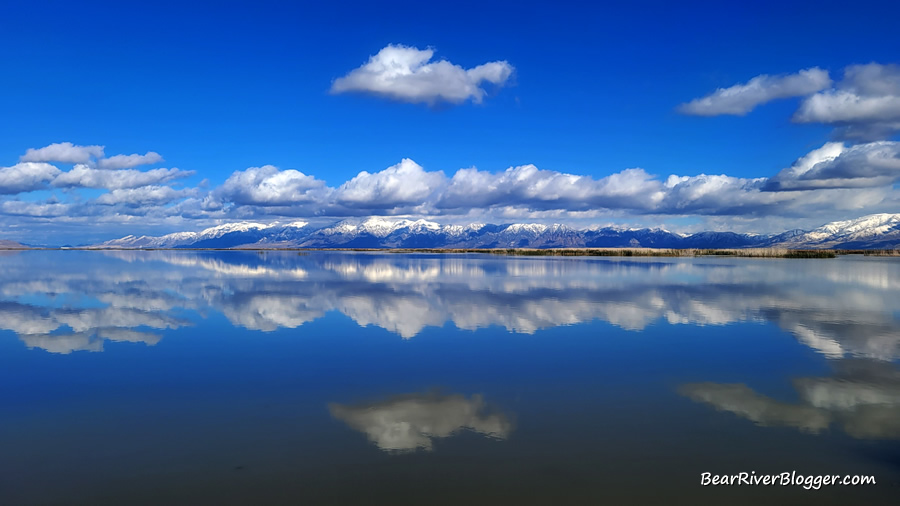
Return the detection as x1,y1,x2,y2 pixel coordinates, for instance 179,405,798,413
1,0,899,243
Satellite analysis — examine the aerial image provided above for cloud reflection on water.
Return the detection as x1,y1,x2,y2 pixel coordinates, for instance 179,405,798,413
0,251,897,361
680,359,900,440
328,392,513,453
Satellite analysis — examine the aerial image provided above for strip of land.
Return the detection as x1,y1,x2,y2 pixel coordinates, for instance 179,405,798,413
8,246,900,258
343,247,848,258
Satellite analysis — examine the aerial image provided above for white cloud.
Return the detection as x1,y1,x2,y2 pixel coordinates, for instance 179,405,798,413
218,165,327,207
436,163,782,217
797,91,900,124
437,164,664,211
95,186,194,206
681,62,900,140
0,162,61,194
331,44,513,105
678,68,831,116
765,141,900,190
4,139,900,236
0,200,72,217
434,142,895,218
20,142,105,164
97,151,164,170
86,150,900,224
335,158,445,209
794,63,900,140
53,164,192,190
658,173,775,214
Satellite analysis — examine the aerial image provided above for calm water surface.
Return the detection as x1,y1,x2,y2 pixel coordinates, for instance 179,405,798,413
1,250,898,505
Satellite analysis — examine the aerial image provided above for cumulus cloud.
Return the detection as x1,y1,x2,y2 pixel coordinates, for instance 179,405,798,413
19,143,165,169
335,158,445,209
682,63,900,140
329,392,513,452
678,68,831,116
97,151,164,170
217,165,327,207
0,162,61,194
0,200,72,217
20,142,105,164
437,164,663,212
764,141,900,190
95,186,194,207
658,173,779,215
794,63,900,140
4,138,900,236
92,148,900,224
432,155,887,218
331,44,513,105
53,165,192,190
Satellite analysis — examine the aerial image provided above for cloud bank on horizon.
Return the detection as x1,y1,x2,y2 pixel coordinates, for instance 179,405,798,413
1,47,899,242
2,136,900,239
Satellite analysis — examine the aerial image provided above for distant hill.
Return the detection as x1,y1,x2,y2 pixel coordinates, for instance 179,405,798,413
0,240,28,249
90,213,900,250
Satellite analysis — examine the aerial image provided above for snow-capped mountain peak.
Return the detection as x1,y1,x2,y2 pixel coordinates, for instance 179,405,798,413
810,213,900,238
358,217,409,237
504,223,549,235
198,222,271,239
91,213,900,250
407,219,442,232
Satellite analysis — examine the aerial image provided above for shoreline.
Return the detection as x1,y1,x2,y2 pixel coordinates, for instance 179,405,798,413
4,246,900,258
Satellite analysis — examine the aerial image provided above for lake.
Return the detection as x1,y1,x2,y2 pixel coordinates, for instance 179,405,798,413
1,250,898,505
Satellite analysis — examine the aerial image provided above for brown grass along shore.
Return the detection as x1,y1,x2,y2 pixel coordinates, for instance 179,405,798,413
9,246,900,258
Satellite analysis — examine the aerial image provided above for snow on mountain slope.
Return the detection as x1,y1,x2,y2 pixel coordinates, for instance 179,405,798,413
777,214,900,248
91,214,900,250
805,214,900,241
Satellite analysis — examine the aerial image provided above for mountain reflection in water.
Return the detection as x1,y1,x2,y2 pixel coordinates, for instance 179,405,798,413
0,250,897,360
1,250,899,505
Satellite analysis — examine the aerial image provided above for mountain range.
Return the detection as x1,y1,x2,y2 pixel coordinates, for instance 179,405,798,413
0,240,28,249
86,213,900,250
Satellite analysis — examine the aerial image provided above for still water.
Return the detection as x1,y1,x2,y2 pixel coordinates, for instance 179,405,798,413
0,250,898,504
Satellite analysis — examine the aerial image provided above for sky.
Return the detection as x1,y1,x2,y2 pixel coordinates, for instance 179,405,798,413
1,0,899,244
